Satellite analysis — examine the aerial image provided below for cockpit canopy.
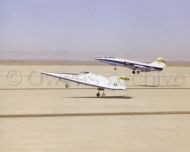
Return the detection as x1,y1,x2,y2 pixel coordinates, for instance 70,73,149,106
104,56,115,59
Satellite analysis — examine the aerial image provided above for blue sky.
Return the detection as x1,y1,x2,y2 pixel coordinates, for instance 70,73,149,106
0,0,190,61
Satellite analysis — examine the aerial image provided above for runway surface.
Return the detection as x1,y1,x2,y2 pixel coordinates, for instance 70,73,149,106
0,65,190,152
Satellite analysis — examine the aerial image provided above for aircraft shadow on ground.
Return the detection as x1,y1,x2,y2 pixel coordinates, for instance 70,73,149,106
68,96,132,99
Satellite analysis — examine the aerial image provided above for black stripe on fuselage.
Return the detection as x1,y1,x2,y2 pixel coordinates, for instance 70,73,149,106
98,59,163,71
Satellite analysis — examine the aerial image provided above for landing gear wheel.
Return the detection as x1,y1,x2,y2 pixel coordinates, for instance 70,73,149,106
114,66,117,71
132,71,136,74
97,88,105,98
137,71,140,74
102,93,106,97
65,84,70,88
96,92,100,97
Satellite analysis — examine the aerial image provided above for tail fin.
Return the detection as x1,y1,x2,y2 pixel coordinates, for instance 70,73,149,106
118,76,130,81
150,57,166,68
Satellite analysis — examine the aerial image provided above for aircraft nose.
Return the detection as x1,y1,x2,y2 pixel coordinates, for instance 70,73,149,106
95,57,104,61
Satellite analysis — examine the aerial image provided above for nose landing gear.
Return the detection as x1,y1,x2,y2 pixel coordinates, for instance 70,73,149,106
65,83,70,88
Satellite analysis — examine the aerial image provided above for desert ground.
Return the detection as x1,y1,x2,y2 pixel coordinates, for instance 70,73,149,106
0,65,190,152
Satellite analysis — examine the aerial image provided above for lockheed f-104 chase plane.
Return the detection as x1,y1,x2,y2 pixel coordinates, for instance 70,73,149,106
41,71,129,97
96,57,166,74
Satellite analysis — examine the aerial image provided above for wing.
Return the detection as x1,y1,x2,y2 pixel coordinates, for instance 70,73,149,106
41,71,89,86
40,71,125,90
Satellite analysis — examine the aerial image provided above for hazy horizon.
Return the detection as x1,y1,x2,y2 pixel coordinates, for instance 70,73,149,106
1,0,190,61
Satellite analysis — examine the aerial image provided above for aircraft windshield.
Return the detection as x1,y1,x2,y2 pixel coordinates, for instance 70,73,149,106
104,56,115,58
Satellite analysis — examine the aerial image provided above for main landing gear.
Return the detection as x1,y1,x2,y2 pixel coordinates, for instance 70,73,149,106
132,70,140,74
96,88,106,98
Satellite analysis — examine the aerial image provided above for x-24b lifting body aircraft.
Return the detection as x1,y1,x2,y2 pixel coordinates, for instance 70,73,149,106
96,57,166,74
41,71,129,97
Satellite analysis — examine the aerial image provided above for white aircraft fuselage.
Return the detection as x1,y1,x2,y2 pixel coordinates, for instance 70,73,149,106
41,71,128,97
41,71,126,90
96,57,166,74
